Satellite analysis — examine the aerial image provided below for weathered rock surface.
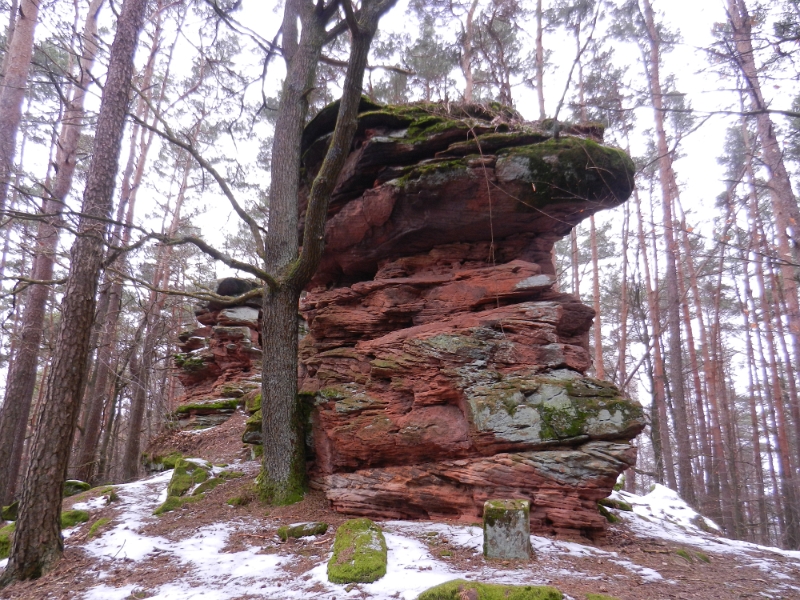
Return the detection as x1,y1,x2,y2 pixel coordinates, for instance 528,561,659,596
296,101,644,541
169,279,263,429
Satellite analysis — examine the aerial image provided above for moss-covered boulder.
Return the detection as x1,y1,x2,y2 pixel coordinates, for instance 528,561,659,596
327,518,387,584
277,521,328,541
60,509,90,528
417,580,563,600
242,409,261,444
154,458,213,515
166,459,210,497
63,480,91,497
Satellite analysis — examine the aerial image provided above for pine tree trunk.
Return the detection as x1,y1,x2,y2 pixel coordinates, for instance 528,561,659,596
535,0,545,119
0,0,148,583
590,216,604,379
0,0,103,503
0,0,39,214
640,0,695,507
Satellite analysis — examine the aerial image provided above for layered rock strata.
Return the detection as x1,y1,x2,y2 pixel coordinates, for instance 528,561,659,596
296,101,645,540
171,279,262,429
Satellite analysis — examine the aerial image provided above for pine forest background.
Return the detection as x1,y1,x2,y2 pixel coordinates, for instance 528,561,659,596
1,0,800,551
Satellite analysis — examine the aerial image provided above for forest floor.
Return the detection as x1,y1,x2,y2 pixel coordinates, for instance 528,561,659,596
1,411,799,600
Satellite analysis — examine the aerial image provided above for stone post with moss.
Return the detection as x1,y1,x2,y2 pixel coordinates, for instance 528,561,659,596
483,499,532,560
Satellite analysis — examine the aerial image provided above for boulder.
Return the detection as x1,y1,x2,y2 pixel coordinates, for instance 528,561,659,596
483,499,531,560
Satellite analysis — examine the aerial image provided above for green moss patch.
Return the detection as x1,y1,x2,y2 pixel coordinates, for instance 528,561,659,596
496,138,634,210
598,497,632,512
167,459,210,497
418,580,563,600
60,509,90,529
174,398,240,415
87,517,111,539
63,480,91,497
242,409,262,445
327,518,387,584
0,522,15,559
1,501,18,521
586,595,621,600
277,521,328,541
243,390,262,413
153,495,202,516
598,504,620,524
192,478,223,496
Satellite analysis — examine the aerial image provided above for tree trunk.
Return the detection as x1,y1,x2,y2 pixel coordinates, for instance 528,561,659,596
260,0,395,504
640,0,695,507
0,0,103,504
590,216,604,379
459,0,479,103
0,0,39,215
0,0,148,583
535,0,545,119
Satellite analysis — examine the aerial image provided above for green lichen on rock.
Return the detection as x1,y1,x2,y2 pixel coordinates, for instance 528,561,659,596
87,517,111,539
327,518,387,584
60,509,90,529
418,580,563,600
167,459,210,497
243,390,262,413
597,503,619,523
483,499,531,559
174,398,239,415
277,521,328,541
242,409,261,444
598,497,632,512
192,477,223,496
466,370,644,446
143,451,184,471
63,480,91,497
173,352,206,371
1,501,18,521
0,523,15,559
496,137,634,210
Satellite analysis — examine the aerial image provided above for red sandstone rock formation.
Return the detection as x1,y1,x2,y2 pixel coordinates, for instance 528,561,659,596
295,101,645,541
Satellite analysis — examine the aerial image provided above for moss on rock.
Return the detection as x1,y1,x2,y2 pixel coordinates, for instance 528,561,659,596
277,521,328,541
418,580,563,600
0,522,15,559
1,501,18,521
60,509,90,529
63,480,91,497
166,459,211,497
496,137,634,210
174,398,239,415
153,494,201,516
586,595,621,600
598,497,632,512
327,518,387,584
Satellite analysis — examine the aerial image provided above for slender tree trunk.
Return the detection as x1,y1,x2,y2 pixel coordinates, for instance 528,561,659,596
535,0,545,119
0,0,39,215
640,0,695,507
0,0,148,583
459,0,479,103
0,0,103,504
590,216,604,379
635,186,676,488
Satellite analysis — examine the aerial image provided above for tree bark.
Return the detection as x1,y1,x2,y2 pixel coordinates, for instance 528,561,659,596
259,0,396,504
0,0,147,583
640,0,695,507
0,0,103,505
0,0,39,215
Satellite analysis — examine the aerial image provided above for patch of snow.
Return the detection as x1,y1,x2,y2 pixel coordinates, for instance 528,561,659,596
83,584,137,599
71,495,108,512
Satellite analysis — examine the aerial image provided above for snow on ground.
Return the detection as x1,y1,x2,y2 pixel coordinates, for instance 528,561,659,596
6,467,798,599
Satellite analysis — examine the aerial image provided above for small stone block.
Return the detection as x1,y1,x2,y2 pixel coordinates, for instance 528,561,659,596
483,498,531,560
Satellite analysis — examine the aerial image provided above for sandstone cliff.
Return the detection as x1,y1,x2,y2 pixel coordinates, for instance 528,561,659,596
174,100,645,541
